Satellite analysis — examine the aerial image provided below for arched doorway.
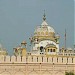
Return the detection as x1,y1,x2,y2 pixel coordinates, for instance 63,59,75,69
40,46,44,52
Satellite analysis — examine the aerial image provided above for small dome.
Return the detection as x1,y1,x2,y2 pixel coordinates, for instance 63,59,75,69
21,41,27,44
67,47,72,50
46,43,56,48
41,20,55,33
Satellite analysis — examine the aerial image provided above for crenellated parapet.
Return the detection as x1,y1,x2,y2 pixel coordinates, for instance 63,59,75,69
0,55,75,64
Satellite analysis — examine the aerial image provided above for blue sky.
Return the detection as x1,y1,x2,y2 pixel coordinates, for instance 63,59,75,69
0,0,74,55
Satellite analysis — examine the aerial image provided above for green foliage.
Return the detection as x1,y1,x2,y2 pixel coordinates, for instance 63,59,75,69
65,72,75,75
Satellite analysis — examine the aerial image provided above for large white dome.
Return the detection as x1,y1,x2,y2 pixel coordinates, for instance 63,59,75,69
41,20,55,32
34,13,55,37
34,21,55,35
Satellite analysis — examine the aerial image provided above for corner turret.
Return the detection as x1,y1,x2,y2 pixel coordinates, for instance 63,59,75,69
13,41,27,56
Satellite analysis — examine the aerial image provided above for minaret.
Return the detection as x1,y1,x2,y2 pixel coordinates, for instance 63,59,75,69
13,41,27,56
21,41,27,56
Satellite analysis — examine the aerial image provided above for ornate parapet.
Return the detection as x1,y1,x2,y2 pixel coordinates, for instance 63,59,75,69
0,55,75,75
0,55,75,64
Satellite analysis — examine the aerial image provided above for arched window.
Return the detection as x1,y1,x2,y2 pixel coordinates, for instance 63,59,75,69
40,46,44,52
53,49,55,52
50,49,52,52
48,49,49,52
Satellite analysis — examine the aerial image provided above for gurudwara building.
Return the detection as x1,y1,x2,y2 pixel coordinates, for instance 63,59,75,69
0,13,75,75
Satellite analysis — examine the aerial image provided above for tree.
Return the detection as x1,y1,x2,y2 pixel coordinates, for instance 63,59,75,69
65,72,75,75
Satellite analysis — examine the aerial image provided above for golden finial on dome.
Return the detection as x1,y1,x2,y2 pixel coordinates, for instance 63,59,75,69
43,10,46,21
